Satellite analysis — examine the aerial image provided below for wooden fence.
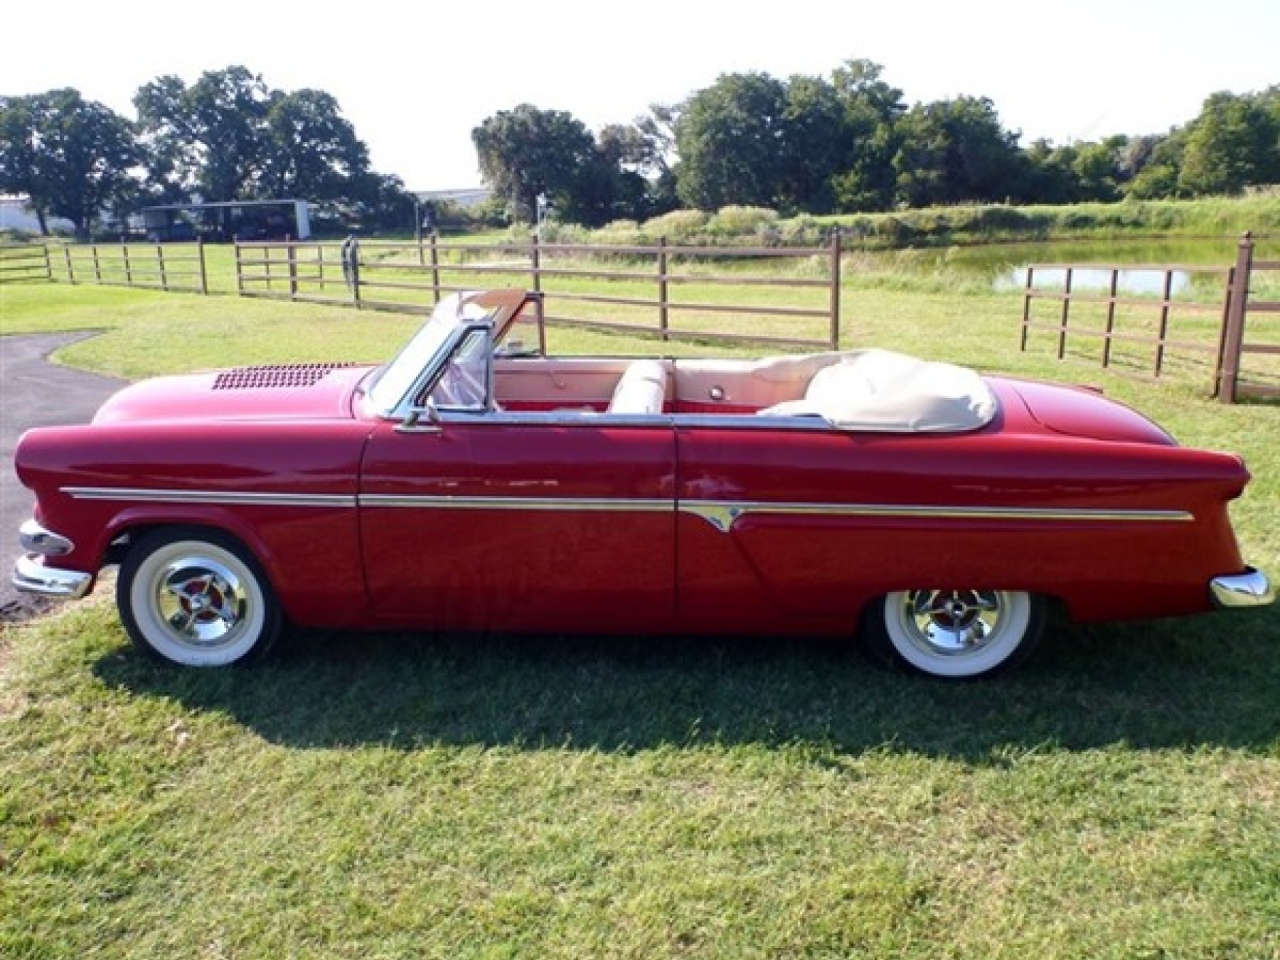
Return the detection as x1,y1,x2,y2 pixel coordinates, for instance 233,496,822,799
1218,233,1280,402
50,240,210,294
1019,233,1279,402
0,243,52,283
234,234,843,351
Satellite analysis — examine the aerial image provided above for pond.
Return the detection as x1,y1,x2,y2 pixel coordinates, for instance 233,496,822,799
882,237,1252,296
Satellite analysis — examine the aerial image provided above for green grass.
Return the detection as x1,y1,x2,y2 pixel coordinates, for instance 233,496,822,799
2,274,1279,959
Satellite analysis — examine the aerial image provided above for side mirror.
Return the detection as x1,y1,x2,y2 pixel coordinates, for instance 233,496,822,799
396,400,442,434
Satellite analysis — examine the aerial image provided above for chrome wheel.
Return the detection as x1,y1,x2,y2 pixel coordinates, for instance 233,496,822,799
118,529,280,666
868,589,1044,679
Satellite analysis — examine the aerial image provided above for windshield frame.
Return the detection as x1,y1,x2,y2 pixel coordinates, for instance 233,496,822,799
365,290,527,418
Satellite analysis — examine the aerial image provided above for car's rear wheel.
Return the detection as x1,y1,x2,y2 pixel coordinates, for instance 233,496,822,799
864,589,1045,679
117,527,281,667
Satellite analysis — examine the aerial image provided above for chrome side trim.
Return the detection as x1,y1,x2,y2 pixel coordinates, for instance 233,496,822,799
54,486,1196,531
1210,567,1274,609
680,499,1195,533
63,487,357,508
12,555,93,599
359,494,671,514
18,519,74,556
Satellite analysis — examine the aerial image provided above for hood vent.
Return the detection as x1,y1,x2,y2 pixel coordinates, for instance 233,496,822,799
212,363,355,391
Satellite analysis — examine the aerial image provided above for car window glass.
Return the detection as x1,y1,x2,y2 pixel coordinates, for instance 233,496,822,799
427,328,490,411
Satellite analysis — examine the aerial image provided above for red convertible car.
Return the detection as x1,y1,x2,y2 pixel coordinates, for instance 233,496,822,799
12,289,1273,678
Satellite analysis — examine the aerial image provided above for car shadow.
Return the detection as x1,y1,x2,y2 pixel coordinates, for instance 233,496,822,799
93,610,1280,761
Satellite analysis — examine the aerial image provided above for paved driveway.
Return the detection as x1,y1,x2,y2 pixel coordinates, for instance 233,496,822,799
1,333,125,619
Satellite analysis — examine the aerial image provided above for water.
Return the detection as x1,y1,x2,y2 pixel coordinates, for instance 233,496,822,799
882,237,1247,295
1000,264,1193,296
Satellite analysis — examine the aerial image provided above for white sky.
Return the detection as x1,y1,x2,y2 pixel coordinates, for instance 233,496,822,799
4,0,1278,191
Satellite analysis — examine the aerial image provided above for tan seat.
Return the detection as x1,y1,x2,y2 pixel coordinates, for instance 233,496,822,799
607,360,669,415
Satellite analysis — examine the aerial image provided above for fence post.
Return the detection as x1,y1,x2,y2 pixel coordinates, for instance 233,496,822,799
92,244,102,283
530,233,542,298
428,233,441,304
122,242,133,286
657,237,670,341
63,245,75,284
828,230,842,349
1057,267,1074,360
287,239,298,300
42,242,52,281
1218,232,1254,404
197,239,208,295
1102,268,1119,368
1153,268,1174,376
157,241,168,292
1019,266,1035,351
234,242,244,295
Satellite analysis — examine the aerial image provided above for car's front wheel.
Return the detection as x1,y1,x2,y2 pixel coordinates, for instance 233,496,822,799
117,527,281,667
864,589,1045,679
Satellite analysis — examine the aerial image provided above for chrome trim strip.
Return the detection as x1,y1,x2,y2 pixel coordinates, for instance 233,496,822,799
18,519,74,556
63,487,357,508
679,499,1194,533
12,555,93,599
359,494,671,514
1210,567,1274,609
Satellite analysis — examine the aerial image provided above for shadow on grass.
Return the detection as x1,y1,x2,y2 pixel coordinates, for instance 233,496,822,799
94,609,1280,761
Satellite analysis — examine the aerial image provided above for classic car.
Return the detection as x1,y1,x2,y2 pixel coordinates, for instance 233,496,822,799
12,289,1274,678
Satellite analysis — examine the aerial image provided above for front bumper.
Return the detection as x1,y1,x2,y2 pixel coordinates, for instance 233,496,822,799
13,554,93,599
1210,567,1275,609
12,519,93,600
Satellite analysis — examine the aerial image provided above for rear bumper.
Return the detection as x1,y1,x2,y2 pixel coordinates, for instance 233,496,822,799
1210,567,1274,609
12,554,93,600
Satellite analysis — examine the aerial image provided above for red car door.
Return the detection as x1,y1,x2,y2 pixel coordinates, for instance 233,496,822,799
359,417,677,632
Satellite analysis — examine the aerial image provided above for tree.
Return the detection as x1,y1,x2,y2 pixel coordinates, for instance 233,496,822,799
1178,91,1280,196
258,88,374,203
134,66,273,202
777,73,847,214
601,104,681,216
830,59,905,212
675,72,789,211
0,89,140,238
1124,130,1189,199
132,65,407,232
891,96,1026,207
472,104,609,225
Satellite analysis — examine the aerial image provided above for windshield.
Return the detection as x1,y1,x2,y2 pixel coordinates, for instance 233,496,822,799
366,293,502,414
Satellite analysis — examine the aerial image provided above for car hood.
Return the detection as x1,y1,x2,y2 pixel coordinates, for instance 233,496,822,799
994,377,1176,445
92,362,377,425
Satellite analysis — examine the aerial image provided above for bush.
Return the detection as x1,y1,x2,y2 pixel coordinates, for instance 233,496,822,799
642,209,710,244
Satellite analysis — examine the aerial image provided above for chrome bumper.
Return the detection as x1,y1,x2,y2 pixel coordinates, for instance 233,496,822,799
13,554,93,599
1210,567,1275,609
12,519,93,600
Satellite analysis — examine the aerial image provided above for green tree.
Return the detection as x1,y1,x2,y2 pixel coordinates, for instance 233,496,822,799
1124,130,1188,199
891,96,1026,207
257,89,374,203
675,72,789,211
778,73,846,214
134,66,273,202
472,104,613,225
830,59,904,212
1178,91,1280,196
0,89,140,238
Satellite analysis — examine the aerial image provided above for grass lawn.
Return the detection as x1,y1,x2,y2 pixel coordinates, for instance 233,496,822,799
1,271,1278,959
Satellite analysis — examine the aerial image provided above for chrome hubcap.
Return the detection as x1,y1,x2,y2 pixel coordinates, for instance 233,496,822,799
155,560,247,646
905,589,1004,657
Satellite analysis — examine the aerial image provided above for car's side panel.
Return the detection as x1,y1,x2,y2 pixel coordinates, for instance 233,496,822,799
15,421,371,627
359,417,677,631
675,424,1249,626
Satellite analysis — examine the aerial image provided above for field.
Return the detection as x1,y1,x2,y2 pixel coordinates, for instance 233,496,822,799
2,261,1279,959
